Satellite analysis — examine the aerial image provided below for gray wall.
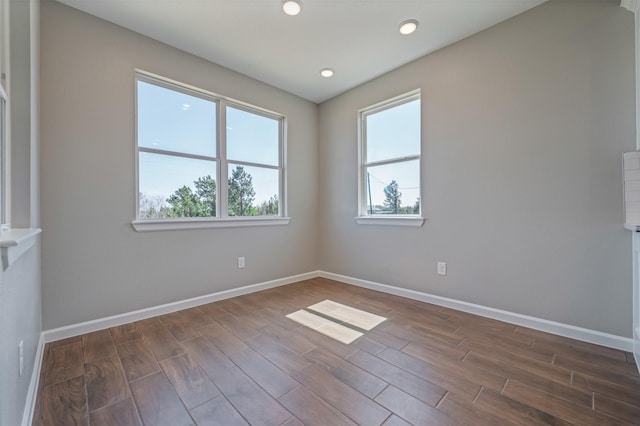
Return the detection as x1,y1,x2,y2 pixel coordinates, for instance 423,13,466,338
318,0,635,337
40,1,319,329
0,0,41,425
40,0,636,339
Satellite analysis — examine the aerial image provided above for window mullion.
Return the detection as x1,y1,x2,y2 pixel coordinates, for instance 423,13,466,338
219,100,228,219
364,155,420,168
227,159,279,170
138,147,217,163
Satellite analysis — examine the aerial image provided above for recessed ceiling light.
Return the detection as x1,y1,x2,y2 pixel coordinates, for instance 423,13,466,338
320,68,334,78
399,19,419,35
282,0,302,16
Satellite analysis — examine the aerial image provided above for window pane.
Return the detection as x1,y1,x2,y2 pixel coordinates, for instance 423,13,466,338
227,106,279,166
139,152,217,218
365,160,420,215
228,164,279,216
137,80,216,157
366,99,420,163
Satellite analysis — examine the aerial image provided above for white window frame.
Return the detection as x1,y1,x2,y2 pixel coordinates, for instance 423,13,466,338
356,90,424,227
132,71,289,232
0,0,42,271
0,0,9,230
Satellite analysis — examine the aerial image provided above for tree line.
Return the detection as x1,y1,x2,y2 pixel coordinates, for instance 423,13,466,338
140,168,417,218
139,165,278,219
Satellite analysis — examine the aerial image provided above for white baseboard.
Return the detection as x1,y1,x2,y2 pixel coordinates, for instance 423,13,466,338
635,327,640,372
26,269,635,426
43,271,319,343
21,333,45,426
41,269,634,352
318,271,634,352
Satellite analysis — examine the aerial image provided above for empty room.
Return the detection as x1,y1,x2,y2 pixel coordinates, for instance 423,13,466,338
2,0,640,424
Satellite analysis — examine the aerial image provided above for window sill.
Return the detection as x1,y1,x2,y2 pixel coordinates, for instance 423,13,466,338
355,216,425,227
132,217,291,232
0,228,42,271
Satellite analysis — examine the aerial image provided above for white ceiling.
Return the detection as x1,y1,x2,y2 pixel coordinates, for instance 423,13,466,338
55,0,547,103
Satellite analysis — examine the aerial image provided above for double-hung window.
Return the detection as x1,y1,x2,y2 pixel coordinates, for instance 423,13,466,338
134,72,287,231
357,90,423,226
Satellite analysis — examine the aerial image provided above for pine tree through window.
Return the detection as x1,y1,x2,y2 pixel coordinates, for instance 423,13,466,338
135,72,285,227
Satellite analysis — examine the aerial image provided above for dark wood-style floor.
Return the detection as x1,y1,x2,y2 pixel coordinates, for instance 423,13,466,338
32,278,640,425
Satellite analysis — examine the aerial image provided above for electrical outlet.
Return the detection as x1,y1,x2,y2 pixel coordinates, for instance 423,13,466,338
238,256,245,269
437,262,447,276
18,340,24,376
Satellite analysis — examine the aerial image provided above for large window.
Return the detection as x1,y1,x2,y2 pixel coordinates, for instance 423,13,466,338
134,72,286,230
358,90,422,225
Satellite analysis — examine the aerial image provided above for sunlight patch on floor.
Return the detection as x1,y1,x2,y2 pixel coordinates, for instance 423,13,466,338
308,299,387,330
286,300,387,344
286,309,363,344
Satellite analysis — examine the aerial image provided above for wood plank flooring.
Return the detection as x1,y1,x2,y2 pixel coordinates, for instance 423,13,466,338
32,278,640,425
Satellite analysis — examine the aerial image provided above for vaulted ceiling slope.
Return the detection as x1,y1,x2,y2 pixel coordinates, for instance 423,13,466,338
56,0,547,103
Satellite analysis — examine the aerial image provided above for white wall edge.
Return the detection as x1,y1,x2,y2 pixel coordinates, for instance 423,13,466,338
43,271,319,343
635,326,640,372
0,228,41,271
21,333,45,426
621,0,639,13
318,271,634,352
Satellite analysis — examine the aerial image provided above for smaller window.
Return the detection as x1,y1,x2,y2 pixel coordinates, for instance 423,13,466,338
358,90,422,225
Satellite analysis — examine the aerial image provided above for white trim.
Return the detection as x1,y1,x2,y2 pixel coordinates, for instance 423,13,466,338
355,216,424,227
358,90,422,218
25,269,638,425
634,0,640,152
21,333,45,426
625,223,640,231
318,271,634,352
0,83,7,227
365,154,421,169
43,271,317,343
132,217,290,232
39,269,634,351
38,268,635,351
0,227,41,270
135,71,286,223
621,0,639,13
635,326,640,372
136,69,283,118
360,89,422,116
